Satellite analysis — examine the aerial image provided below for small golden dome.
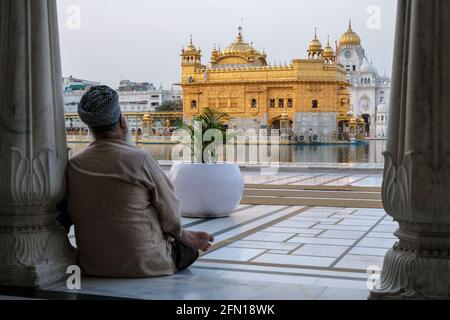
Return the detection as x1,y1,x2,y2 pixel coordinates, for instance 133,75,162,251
211,44,219,55
322,36,335,58
309,38,322,51
142,113,153,121
339,20,361,47
349,117,358,125
185,35,199,53
307,28,324,58
308,28,322,51
210,44,220,62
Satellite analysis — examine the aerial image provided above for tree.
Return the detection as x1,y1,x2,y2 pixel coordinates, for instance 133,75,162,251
182,107,231,163
156,99,183,112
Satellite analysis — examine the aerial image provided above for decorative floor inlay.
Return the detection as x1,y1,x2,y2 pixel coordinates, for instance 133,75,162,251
196,206,398,293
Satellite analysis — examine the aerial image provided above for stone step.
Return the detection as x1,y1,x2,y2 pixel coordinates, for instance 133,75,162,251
241,195,383,208
241,187,382,208
243,188,381,200
245,183,381,193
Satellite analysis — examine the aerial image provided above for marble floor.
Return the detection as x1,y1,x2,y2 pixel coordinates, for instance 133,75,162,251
57,201,396,300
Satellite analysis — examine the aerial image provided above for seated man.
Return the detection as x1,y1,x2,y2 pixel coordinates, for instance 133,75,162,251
66,85,213,278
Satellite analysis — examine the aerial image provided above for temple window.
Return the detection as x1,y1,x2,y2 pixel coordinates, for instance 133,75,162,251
251,99,257,108
219,97,228,109
312,100,319,109
269,99,275,108
278,99,284,108
191,100,197,109
287,98,293,108
231,97,239,108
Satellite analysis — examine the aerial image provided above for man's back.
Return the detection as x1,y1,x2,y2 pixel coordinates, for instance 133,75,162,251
67,139,180,277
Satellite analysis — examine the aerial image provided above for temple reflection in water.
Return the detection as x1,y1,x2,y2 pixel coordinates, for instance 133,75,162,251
68,140,386,164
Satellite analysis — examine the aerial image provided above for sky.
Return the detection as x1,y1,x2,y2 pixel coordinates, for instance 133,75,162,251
56,0,397,89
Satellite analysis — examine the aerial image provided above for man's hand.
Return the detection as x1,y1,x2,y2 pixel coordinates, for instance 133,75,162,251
178,230,214,252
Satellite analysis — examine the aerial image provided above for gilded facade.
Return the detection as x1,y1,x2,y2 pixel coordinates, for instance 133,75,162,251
180,27,362,142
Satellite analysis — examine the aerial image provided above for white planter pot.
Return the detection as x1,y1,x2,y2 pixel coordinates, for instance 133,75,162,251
169,163,244,218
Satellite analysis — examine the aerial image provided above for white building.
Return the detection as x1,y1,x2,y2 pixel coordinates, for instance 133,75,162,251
63,77,182,133
337,21,392,138
118,80,182,112
117,80,182,132
63,76,100,131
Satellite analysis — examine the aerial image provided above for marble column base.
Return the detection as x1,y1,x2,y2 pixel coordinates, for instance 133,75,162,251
369,248,450,300
0,211,77,287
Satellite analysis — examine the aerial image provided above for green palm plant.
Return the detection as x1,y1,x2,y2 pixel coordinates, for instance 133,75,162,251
182,106,231,163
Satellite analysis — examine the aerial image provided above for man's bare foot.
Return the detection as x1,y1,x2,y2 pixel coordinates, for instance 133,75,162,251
178,230,214,252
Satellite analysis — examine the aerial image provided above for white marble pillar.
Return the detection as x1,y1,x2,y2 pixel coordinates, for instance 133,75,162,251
0,0,77,287
370,0,450,299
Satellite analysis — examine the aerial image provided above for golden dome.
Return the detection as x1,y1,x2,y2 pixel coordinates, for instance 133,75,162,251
184,35,199,54
223,27,256,54
349,117,358,125
211,26,267,66
210,44,219,61
322,36,335,58
307,28,323,59
356,117,366,125
339,20,361,47
308,38,322,51
142,113,153,121
308,29,323,52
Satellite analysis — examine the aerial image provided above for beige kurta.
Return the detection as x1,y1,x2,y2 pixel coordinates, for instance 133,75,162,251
67,139,183,277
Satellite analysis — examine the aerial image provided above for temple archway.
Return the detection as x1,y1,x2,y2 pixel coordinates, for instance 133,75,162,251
269,116,293,131
361,113,371,136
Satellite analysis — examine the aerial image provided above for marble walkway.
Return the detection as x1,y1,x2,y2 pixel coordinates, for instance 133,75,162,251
54,205,395,300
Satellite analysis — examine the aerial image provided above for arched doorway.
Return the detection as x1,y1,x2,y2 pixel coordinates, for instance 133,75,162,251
269,117,293,131
269,119,281,130
338,120,350,141
361,114,371,136
269,115,294,141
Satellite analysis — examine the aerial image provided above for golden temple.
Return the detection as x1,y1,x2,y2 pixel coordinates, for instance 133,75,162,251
180,26,365,142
